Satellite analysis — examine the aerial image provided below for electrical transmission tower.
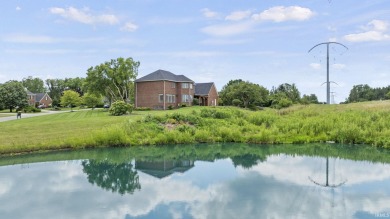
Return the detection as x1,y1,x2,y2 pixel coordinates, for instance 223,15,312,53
308,42,348,104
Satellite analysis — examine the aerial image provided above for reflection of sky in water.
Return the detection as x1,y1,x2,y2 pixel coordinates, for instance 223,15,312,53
0,155,390,219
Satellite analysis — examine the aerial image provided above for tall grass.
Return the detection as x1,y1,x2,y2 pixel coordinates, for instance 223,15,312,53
2,101,390,155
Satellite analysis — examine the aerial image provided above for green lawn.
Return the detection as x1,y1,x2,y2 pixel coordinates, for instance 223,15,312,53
0,108,171,154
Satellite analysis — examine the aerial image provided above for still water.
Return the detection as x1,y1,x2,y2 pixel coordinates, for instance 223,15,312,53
0,144,390,219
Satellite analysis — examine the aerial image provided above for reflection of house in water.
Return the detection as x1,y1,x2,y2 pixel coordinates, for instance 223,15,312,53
135,160,194,179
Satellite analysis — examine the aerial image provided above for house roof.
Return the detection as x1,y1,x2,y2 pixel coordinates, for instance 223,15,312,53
35,93,46,101
135,69,194,83
195,82,214,96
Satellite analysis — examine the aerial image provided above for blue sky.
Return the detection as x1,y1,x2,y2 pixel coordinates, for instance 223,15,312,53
1,0,389,102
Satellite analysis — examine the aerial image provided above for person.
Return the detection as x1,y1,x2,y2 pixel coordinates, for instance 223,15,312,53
17,111,22,119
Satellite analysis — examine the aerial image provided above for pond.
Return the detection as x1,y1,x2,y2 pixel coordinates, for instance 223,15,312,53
0,143,390,219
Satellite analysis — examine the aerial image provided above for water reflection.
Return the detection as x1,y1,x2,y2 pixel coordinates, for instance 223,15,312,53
135,159,194,179
82,160,141,195
0,144,389,219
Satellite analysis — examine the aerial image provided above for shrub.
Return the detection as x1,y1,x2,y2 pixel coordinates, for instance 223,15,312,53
134,107,151,111
23,106,41,113
168,105,174,110
232,99,242,106
109,101,133,116
192,98,199,106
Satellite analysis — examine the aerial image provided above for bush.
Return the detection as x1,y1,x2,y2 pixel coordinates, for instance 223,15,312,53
109,101,133,116
232,99,242,106
134,107,151,111
192,98,199,106
23,106,41,113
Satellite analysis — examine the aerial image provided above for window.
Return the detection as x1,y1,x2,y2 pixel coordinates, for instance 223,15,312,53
190,84,193,89
159,94,164,103
171,82,176,88
45,96,48,100
182,94,192,103
182,83,189,89
166,94,175,103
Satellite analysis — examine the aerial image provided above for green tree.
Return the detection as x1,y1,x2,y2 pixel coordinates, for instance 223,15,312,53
82,160,141,195
65,77,85,96
46,78,66,106
219,80,269,108
301,94,319,104
22,76,45,93
270,92,293,109
0,80,28,112
271,83,301,103
83,93,102,109
60,90,81,111
85,57,140,104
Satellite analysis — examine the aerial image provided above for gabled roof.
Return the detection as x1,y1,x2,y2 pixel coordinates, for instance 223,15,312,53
195,82,214,96
35,93,46,101
135,69,194,83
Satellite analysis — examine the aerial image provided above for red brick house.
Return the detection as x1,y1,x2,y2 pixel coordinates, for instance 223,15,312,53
135,70,195,110
194,82,218,106
26,90,52,108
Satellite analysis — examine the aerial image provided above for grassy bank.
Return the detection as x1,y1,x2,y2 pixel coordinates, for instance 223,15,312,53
1,101,390,155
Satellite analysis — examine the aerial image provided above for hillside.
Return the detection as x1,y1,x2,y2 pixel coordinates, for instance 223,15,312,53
1,101,390,155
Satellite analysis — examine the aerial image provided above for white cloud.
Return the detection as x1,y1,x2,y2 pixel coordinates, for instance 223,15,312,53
332,63,346,70
367,20,388,32
225,10,252,21
344,30,390,42
201,22,253,37
49,7,119,25
310,63,321,70
16,6,21,11
120,22,138,32
344,20,390,42
201,8,219,19
252,6,314,22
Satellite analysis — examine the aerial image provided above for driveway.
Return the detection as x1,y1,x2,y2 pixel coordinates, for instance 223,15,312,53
0,109,72,123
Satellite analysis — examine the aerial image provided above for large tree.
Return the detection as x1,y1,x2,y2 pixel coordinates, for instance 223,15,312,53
82,93,102,109
60,90,81,111
271,83,301,103
219,80,269,108
82,160,141,195
347,84,375,103
65,77,85,96
22,76,45,93
0,80,28,112
301,94,319,104
85,57,140,104
46,78,66,106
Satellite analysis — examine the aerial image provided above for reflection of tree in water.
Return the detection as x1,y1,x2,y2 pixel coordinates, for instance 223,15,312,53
81,160,141,195
231,154,266,169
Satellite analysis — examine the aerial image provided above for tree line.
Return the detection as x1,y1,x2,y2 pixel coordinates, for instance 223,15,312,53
344,84,390,103
218,79,319,109
0,57,139,112
1,56,388,112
